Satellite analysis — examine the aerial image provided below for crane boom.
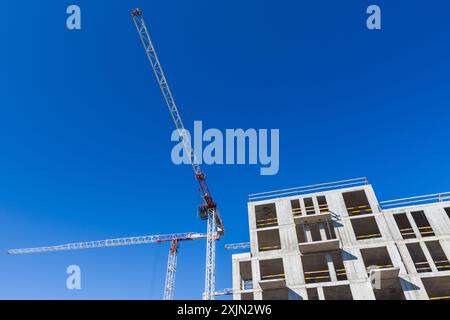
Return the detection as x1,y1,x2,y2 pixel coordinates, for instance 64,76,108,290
8,232,206,255
8,231,206,300
130,8,223,235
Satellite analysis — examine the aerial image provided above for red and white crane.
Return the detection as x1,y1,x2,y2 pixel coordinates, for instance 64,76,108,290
130,8,225,300
8,232,206,300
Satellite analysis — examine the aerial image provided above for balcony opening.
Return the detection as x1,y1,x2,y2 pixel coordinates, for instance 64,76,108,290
255,203,278,229
317,195,329,213
302,254,330,284
260,258,285,281
239,261,253,291
307,287,319,300
422,276,450,300
373,278,405,300
323,285,353,300
393,213,416,239
291,199,302,217
342,190,373,216
262,288,288,300
411,211,434,237
425,241,450,272
445,207,450,220
257,229,281,252
304,197,316,215
406,243,431,273
241,293,254,300
360,247,393,272
296,221,336,243
351,216,381,240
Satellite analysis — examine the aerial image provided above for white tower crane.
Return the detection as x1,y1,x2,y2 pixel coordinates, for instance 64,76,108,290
130,8,225,300
8,232,206,300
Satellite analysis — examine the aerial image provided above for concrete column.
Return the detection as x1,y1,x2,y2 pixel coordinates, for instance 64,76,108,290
299,197,307,217
405,211,422,239
326,253,338,282
232,259,240,300
303,224,312,242
318,223,327,240
317,286,325,300
396,243,417,274
419,241,438,272
276,200,292,226
312,196,320,215
386,243,408,275
365,185,381,213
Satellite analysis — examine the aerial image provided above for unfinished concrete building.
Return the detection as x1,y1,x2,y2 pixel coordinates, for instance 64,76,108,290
231,177,450,300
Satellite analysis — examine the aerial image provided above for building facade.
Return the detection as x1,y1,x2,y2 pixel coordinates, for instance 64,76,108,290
231,178,450,300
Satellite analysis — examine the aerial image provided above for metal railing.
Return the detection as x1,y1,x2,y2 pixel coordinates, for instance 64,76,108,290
380,192,450,209
248,177,369,202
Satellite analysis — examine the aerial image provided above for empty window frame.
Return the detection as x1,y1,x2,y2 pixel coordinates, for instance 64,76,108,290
307,287,319,300
323,285,353,300
360,247,393,272
330,251,348,281
317,195,329,213
422,276,450,300
411,211,434,237
342,190,373,216
302,254,331,284
257,229,282,252
255,203,278,229
351,216,382,240
425,241,450,272
406,242,431,273
259,258,285,281
291,199,302,217
304,197,316,215
239,261,253,290
393,213,416,239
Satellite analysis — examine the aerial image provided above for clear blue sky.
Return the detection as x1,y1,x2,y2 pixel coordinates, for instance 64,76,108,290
1,0,449,299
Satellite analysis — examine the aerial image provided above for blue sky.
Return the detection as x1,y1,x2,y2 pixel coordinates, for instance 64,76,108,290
1,0,449,299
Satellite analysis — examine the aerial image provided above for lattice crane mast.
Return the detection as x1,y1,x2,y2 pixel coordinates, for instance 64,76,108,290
130,8,224,300
8,232,206,300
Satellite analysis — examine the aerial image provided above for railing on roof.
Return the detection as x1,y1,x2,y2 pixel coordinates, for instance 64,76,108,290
380,192,450,209
248,177,369,202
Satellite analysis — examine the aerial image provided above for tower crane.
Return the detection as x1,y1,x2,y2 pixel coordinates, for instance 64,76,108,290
130,8,224,300
8,232,206,300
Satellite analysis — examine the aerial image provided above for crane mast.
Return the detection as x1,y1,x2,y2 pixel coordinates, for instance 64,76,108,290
8,232,206,300
130,8,224,300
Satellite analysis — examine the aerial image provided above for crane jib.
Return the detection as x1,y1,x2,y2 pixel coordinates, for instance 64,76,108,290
130,9,224,235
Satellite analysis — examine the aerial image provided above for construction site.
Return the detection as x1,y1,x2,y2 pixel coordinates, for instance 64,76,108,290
5,7,450,302
230,177,450,300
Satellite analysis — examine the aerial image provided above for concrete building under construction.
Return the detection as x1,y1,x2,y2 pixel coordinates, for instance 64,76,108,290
231,178,450,300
